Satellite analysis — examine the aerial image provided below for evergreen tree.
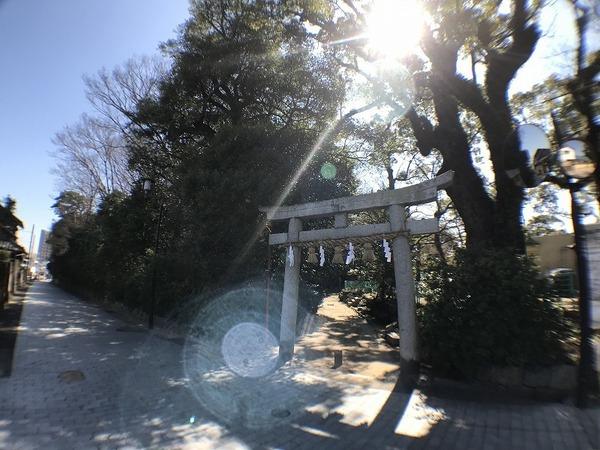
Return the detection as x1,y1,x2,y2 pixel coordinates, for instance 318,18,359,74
0,197,23,244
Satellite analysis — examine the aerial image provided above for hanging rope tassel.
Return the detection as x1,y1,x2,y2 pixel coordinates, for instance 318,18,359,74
332,245,345,264
345,242,355,265
319,245,325,267
287,245,295,267
307,246,318,264
362,242,376,262
383,239,392,263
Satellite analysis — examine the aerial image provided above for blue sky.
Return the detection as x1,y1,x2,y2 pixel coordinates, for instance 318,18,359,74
0,0,189,248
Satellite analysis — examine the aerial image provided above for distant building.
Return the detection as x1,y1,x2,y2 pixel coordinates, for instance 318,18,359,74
527,224,600,328
527,232,576,273
36,229,51,276
586,224,600,329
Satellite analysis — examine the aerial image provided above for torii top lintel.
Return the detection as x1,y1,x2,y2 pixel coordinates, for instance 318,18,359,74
260,171,454,222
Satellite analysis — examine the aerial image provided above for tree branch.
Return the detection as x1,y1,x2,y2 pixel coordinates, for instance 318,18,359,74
485,0,540,98
406,107,436,156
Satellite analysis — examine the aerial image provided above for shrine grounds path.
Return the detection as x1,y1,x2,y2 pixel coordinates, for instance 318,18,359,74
0,282,598,449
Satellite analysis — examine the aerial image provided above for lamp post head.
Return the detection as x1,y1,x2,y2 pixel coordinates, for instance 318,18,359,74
513,125,596,186
514,124,552,187
142,178,153,195
558,140,595,180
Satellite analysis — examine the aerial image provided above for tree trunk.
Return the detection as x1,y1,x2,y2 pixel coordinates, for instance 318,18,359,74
569,5,600,208
407,0,539,254
409,68,500,251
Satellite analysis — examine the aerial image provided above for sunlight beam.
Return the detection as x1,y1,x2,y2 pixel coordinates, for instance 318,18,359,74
394,389,447,438
366,0,426,58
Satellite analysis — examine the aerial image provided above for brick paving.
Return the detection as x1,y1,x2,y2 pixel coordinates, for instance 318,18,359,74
0,282,598,449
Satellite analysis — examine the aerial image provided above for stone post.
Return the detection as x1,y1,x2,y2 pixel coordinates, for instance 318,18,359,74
279,217,302,361
12,259,20,292
7,260,14,298
388,204,419,388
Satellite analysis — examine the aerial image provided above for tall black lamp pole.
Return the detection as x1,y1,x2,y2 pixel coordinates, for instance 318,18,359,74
516,127,597,408
569,181,595,407
557,143,597,408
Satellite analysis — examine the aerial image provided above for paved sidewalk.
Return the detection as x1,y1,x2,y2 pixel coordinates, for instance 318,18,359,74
0,282,598,449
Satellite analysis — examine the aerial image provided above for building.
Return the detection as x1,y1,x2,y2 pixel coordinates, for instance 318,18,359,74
527,224,600,329
36,229,51,277
585,224,600,329
527,232,577,273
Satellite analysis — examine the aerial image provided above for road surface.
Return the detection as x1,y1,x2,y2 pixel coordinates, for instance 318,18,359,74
0,282,598,449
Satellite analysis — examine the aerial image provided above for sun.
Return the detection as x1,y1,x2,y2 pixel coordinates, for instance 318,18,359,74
365,0,426,58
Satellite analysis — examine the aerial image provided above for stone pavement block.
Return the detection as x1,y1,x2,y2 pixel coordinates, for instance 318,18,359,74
483,407,500,431
579,410,600,448
519,430,538,450
453,422,471,450
466,425,485,450
482,427,501,450
519,407,533,430
497,407,510,429
535,429,553,449
560,429,578,450
531,409,548,432
508,429,528,450
548,430,567,450
497,428,511,448
407,435,431,449
426,422,451,448
573,427,596,450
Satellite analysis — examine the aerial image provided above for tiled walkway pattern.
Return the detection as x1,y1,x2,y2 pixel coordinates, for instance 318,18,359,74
0,283,598,449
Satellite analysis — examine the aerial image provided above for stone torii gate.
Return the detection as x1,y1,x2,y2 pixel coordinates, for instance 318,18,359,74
260,171,453,385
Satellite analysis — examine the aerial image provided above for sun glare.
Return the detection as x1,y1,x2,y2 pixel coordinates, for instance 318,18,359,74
366,0,426,58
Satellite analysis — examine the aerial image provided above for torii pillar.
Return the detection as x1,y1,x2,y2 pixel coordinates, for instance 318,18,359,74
279,217,302,360
389,204,418,387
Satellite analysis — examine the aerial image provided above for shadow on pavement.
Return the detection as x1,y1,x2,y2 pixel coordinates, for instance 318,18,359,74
0,283,29,377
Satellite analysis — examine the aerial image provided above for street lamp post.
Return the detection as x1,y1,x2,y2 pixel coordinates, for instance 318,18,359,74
516,126,597,407
142,179,165,330
557,141,597,408
569,180,595,407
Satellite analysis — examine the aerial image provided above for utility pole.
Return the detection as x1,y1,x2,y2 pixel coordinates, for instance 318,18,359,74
26,225,35,279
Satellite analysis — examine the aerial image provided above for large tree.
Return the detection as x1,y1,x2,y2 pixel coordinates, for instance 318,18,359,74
292,0,547,252
405,0,541,252
567,0,599,204
126,0,356,291
52,114,133,202
52,56,166,206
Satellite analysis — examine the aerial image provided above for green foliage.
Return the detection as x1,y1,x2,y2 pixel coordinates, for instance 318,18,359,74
48,0,357,315
125,0,355,300
418,249,572,378
48,191,149,306
51,191,91,219
0,196,23,244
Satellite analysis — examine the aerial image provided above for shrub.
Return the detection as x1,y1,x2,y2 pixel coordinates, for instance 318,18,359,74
418,248,572,378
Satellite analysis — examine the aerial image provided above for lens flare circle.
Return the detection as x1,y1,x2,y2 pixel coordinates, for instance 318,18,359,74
221,322,279,378
320,162,337,180
181,286,314,429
